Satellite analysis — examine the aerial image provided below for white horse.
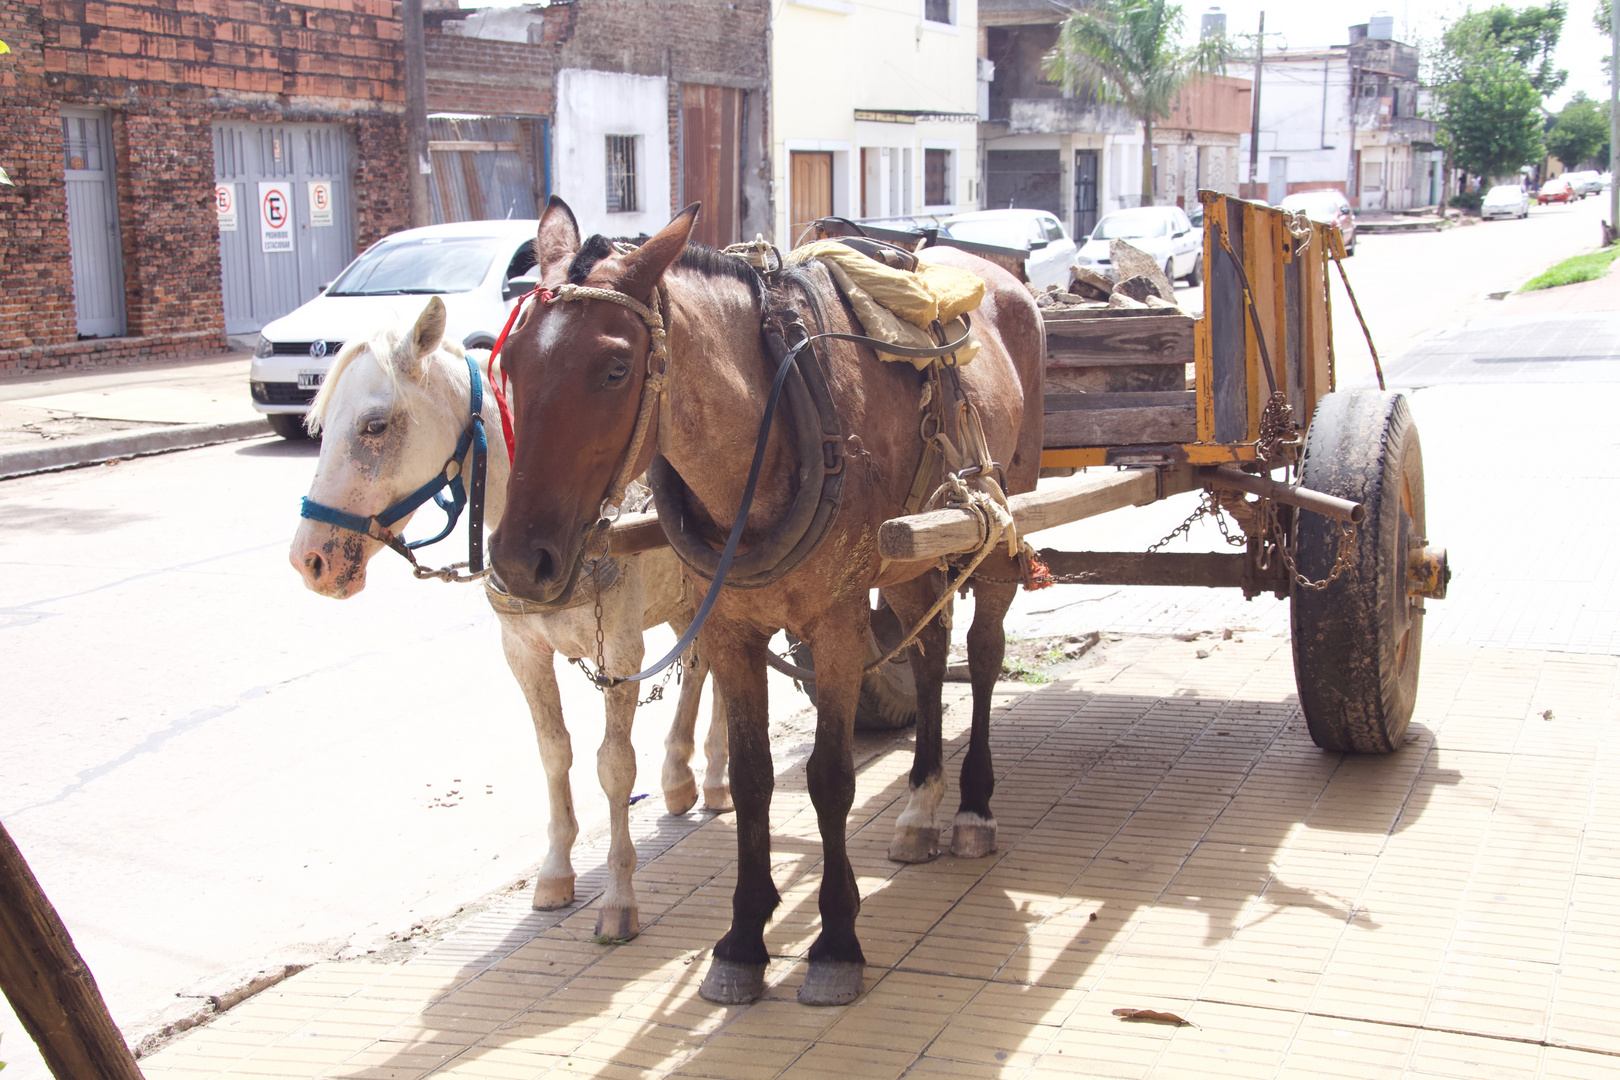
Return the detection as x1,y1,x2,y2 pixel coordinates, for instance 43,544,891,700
289,296,728,940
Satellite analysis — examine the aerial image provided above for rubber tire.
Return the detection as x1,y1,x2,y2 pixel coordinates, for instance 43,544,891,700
1290,391,1425,754
787,599,920,731
267,412,311,440
1184,253,1202,286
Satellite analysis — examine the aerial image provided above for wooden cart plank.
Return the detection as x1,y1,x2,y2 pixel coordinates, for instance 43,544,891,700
1045,313,1194,367
1042,398,1196,447
878,466,1195,561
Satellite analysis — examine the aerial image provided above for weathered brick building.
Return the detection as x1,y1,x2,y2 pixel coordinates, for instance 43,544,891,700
0,0,408,373
423,0,771,247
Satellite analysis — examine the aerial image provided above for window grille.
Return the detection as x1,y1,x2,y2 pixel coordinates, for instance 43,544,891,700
606,135,638,213
925,148,951,206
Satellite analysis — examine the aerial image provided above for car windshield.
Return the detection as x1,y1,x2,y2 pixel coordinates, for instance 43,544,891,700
941,217,1035,248
328,236,501,296
1091,212,1170,240
1280,194,1341,218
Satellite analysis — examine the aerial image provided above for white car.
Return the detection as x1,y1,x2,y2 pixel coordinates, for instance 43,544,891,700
1564,171,1603,198
250,220,541,438
1480,184,1530,220
1074,205,1203,286
938,209,1079,291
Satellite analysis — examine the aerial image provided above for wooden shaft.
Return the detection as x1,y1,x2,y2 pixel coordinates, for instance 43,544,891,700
606,511,668,555
0,820,145,1080
1202,465,1364,523
878,467,1194,562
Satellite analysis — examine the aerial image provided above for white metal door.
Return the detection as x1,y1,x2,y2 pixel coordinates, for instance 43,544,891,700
214,122,355,335
61,109,126,338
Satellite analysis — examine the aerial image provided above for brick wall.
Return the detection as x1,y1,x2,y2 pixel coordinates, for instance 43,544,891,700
0,0,408,370
425,34,552,116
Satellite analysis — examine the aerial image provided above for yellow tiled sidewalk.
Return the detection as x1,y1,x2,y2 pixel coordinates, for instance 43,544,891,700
143,636,1620,1079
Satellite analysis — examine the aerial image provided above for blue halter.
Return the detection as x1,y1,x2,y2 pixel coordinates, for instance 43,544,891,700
300,352,489,577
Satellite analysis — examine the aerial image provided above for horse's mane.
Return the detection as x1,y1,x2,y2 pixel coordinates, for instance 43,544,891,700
305,325,464,435
567,236,763,303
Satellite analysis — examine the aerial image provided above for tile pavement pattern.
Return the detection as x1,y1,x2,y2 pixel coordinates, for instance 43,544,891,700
143,636,1620,1079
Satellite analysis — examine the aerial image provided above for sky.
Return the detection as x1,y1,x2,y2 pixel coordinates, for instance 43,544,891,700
1205,0,1613,109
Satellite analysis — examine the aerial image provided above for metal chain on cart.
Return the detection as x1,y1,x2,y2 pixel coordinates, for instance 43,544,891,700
1262,497,1359,592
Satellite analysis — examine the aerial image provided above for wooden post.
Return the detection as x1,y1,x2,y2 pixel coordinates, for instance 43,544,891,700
0,821,145,1080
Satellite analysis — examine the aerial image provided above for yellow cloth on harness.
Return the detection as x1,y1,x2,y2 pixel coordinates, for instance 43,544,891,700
788,240,985,368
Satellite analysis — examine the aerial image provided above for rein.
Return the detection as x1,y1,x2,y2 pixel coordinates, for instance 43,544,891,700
299,351,491,583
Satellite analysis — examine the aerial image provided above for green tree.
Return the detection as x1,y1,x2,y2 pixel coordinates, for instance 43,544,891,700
1444,1,1568,98
1043,0,1228,206
1546,92,1609,167
1436,41,1546,183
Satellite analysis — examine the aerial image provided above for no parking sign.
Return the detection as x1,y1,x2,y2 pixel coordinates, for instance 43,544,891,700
214,183,237,232
307,180,333,227
258,180,293,253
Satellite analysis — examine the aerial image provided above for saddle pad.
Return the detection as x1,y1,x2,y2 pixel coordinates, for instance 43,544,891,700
789,240,985,369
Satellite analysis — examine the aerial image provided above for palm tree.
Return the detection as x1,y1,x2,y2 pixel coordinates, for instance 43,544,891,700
1044,0,1229,207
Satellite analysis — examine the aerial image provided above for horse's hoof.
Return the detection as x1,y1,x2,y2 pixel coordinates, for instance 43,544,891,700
703,785,734,813
664,777,699,816
532,874,575,910
888,826,940,864
951,816,997,859
594,905,640,941
798,961,864,1006
699,959,766,1005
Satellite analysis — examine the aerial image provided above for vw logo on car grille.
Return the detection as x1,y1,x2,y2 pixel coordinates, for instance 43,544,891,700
309,340,329,359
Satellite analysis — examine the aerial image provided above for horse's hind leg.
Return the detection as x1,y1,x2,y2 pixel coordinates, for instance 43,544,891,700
699,622,779,1006
499,618,578,910
701,677,731,812
955,568,1018,858
661,628,703,815
595,627,645,940
878,576,950,864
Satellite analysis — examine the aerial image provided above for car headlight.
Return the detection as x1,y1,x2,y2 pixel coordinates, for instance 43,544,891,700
254,335,273,359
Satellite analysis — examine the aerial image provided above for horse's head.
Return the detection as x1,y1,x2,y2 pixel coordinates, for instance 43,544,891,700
489,196,698,604
291,297,470,598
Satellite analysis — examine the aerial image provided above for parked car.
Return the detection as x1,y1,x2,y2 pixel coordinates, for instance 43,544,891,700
1480,184,1531,220
1536,177,1575,204
1073,205,1203,285
1564,171,1603,197
1278,189,1357,255
250,220,541,439
937,209,1079,291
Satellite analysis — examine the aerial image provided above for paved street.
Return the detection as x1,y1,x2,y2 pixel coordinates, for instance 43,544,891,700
0,196,1616,1079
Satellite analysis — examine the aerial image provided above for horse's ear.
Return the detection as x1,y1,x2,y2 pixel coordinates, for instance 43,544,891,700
614,203,700,303
404,296,447,379
536,196,581,282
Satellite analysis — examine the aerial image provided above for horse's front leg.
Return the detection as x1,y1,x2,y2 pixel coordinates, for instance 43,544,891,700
878,577,951,863
595,620,646,940
701,673,731,812
797,605,871,1005
955,568,1018,858
699,621,779,1005
499,616,578,909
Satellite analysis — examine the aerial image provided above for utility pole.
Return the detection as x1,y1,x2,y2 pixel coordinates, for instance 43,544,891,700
1248,11,1264,200
1610,0,1618,243
402,0,431,229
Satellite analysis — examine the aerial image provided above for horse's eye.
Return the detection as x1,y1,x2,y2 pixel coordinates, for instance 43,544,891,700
605,359,631,385
362,418,388,437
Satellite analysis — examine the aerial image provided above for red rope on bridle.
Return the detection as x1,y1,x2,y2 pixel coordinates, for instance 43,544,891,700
484,285,552,464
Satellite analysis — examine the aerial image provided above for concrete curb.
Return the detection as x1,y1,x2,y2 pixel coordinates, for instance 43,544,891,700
0,418,274,480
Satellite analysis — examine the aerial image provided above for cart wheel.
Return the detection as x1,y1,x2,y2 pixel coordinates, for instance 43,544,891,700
1290,391,1425,754
787,599,920,731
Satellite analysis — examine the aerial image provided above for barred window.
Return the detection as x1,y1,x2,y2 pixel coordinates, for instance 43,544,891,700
606,135,639,213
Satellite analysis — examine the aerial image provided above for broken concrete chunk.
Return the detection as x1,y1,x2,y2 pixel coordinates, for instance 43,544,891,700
1106,292,1148,309
1143,295,1180,310
1113,275,1163,304
1069,264,1114,300
1109,239,1174,299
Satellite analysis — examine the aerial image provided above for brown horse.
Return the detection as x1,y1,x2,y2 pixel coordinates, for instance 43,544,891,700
490,197,1043,1005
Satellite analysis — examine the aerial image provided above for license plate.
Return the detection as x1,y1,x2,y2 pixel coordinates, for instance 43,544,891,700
297,371,325,389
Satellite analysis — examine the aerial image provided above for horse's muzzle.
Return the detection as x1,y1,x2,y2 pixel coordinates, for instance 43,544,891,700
489,527,570,604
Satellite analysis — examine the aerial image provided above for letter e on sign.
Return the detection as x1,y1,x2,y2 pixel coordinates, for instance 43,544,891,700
308,180,334,228
258,180,294,253
215,183,238,232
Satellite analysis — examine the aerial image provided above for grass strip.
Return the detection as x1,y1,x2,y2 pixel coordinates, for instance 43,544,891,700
1520,245,1620,291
